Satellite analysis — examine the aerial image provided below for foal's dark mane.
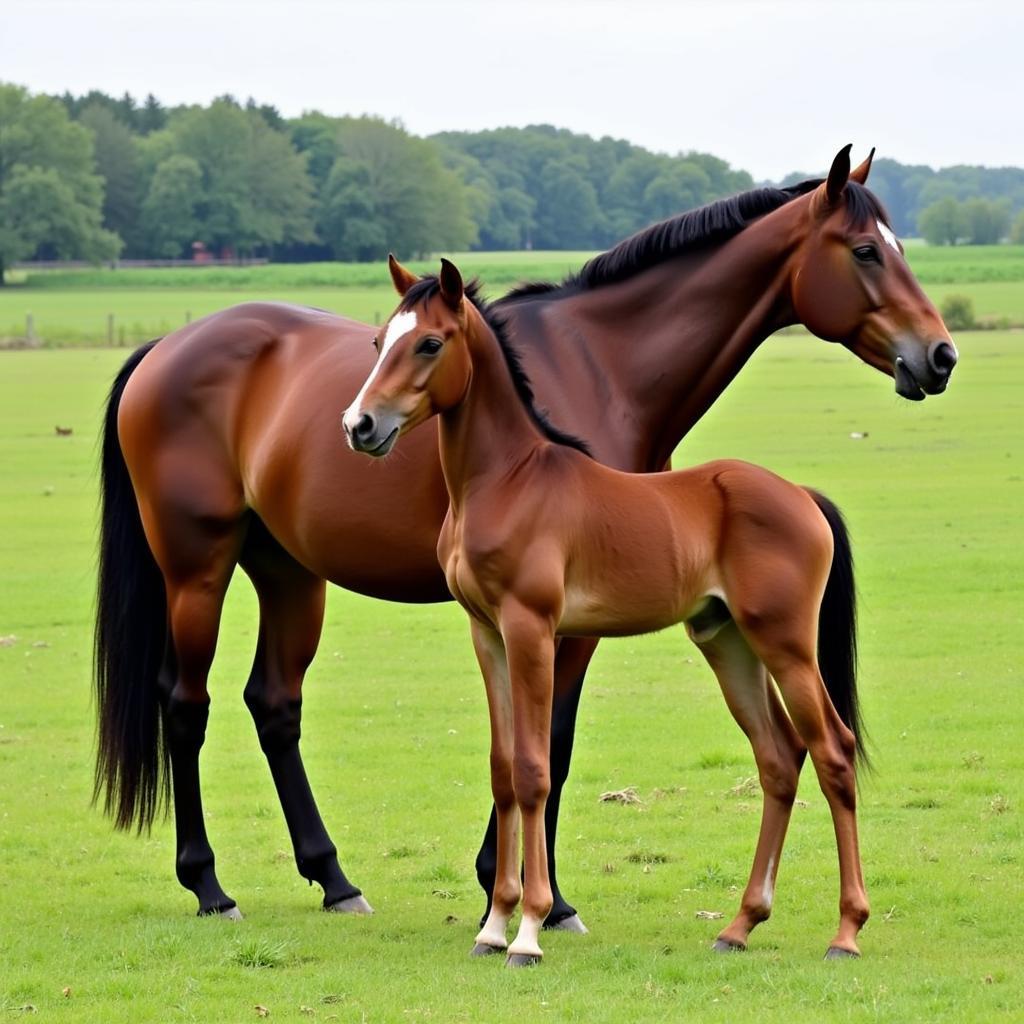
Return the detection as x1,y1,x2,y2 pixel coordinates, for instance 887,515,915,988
399,277,593,457
504,178,889,301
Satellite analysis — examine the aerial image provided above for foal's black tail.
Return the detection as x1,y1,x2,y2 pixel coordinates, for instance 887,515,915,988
94,340,169,832
807,489,869,770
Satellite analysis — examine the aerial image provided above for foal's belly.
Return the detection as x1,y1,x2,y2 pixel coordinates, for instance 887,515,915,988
558,576,713,638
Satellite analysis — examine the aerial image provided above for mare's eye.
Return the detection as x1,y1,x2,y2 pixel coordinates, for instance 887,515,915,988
853,245,880,264
416,337,443,356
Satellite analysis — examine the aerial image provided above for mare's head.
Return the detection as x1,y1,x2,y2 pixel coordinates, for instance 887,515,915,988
791,145,957,400
343,256,473,457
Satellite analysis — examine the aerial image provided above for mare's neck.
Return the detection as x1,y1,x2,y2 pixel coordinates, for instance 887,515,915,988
438,312,547,511
507,200,807,471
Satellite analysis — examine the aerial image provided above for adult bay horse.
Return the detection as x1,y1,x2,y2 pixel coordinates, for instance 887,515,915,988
345,256,870,964
96,147,956,924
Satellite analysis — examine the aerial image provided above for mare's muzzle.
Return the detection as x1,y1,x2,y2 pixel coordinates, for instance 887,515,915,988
893,339,958,401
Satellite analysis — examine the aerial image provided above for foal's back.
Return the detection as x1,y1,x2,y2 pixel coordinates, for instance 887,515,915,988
472,446,831,639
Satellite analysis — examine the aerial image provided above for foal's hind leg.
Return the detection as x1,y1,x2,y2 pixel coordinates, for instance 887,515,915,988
735,616,869,956
240,523,368,913
694,619,806,952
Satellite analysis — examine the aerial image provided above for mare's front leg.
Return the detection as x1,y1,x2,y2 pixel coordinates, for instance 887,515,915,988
475,636,596,934
241,530,368,913
502,605,558,967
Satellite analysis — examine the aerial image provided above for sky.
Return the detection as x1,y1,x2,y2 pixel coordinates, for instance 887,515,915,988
3,0,1020,181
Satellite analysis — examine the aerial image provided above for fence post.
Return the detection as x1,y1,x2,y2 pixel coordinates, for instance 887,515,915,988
107,314,115,346
26,313,34,343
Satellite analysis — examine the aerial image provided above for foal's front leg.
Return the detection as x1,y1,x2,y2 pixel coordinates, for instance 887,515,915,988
502,607,557,967
469,621,521,956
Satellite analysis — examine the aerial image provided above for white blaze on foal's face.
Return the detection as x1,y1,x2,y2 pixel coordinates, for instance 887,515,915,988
343,309,418,430
876,219,900,254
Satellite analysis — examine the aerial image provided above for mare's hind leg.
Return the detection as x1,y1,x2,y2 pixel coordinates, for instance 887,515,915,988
240,521,368,913
157,515,245,918
694,619,806,952
475,636,595,934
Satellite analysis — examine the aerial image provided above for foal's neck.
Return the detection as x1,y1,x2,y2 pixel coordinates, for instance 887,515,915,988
438,312,548,509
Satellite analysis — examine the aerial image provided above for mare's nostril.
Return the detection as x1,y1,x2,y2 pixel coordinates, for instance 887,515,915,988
928,340,958,377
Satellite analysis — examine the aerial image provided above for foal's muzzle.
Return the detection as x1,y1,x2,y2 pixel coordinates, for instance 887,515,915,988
342,410,400,457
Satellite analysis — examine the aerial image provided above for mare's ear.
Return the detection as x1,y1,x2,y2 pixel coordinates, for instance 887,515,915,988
439,258,464,311
388,253,418,296
850,147,875,185
823,143,853,207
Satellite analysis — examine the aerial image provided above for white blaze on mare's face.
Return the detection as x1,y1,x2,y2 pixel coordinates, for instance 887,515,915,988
343,309,418,431
877,219,901,253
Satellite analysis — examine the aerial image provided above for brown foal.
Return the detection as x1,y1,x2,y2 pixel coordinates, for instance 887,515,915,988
346,256,872,965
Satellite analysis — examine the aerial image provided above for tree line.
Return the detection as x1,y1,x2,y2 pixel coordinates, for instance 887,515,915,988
3,82,1024,281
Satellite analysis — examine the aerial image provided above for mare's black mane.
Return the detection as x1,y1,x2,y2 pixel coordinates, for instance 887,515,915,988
504,178,890,301
398,277,593,457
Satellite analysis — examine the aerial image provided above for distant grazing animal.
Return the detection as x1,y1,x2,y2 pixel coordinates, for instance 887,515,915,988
94,147,954,927
346,256,871,964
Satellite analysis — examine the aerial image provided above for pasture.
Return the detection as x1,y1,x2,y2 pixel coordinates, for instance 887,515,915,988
1,276,1022,1019
2,246,1024,346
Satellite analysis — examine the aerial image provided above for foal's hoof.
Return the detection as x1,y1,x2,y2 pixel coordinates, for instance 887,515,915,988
325,894,374,915
824,946,860,961
506,952,542,968
218,906,244,922
712,938,746,953
470,942,505,958
545,913,588,934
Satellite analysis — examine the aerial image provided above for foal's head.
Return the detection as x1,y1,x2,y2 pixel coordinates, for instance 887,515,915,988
791,145,957,400
343,256,474,457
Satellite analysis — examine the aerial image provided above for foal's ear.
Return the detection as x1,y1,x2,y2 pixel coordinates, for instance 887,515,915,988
388,253,418,296
850,147,875,185
823,143,853,206
439,258,464,311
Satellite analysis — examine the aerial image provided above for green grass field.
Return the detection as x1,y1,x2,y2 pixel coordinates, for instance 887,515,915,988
2,246,1023,345
1,315,1021,1020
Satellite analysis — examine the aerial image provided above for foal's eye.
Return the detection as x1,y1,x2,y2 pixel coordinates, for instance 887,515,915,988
415,337,443,356
853,245,880,264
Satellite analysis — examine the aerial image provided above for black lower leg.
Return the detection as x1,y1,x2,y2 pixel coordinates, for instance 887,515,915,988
245,688,361,907
475,808,499,927
164,696,236,915
543,667,587,927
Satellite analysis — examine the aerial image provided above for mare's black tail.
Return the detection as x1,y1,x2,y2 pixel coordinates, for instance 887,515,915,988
93,340,169,831
807,489,869,769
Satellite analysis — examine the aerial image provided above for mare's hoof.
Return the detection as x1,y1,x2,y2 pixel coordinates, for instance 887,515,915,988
712,938,745,953
470,942,505,957
506,952,542,968
219,906,243,921
545,913,588,934
824,946,860,960
325,894,374,915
